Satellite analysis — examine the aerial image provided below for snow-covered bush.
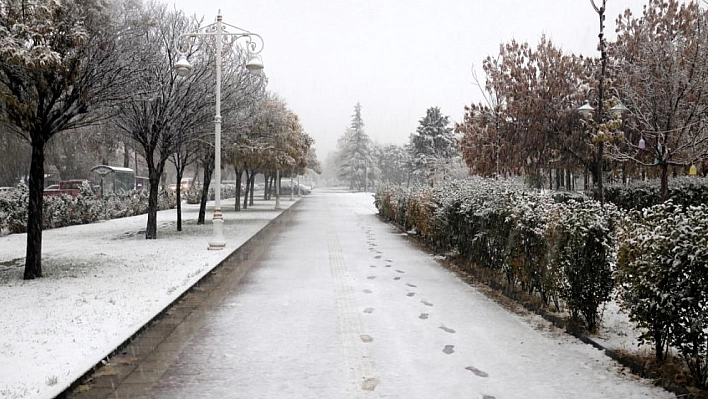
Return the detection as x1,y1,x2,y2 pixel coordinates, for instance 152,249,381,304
605,177,708,210
506,191,559,306
0,185,175,235
0,183,29,233
617,201,708,386
375,178,618,329
551,200,619,331
184,184,238,205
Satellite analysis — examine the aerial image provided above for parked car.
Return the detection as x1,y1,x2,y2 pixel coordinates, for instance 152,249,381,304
43,180,92,197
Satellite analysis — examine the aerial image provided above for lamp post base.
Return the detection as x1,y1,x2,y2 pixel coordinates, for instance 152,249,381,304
208,208,226,250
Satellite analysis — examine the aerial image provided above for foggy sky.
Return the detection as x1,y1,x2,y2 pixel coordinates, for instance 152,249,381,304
170,0,651,160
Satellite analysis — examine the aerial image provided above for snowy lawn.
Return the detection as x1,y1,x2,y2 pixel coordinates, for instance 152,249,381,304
0,198,296,399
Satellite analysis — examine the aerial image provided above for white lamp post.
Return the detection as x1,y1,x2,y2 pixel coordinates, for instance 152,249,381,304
174,11,264,250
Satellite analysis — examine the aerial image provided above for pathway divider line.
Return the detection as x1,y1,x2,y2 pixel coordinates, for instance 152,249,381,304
325,198,380,397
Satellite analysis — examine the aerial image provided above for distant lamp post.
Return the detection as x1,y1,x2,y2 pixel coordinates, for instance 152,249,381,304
174,11,264,250
577,0,632,205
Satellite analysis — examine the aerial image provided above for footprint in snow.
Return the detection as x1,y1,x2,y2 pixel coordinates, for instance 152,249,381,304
466,366,489,378
360,335,373,343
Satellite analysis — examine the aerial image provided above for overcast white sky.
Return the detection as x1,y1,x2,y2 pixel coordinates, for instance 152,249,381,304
170,0,650,160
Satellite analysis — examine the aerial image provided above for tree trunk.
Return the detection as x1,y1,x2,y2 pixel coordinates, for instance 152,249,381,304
24,138,46,280
175,166,185,232
596,142,604,204
234,166,242,211
145,164,163,239
198,165,213,225
249,171,255,206
243,169,251,210
123,142,130,168
660,162,669,201
265,173,272,200
176,184,182,231
198,156,214,225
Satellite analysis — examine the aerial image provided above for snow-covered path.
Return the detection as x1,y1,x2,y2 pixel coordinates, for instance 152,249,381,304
0,196,296,399
108,191,672,399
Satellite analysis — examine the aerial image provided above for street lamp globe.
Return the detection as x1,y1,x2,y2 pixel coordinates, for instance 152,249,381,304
610,102,629,115
174,55,193,77
246,56,264,75
578,102,594,117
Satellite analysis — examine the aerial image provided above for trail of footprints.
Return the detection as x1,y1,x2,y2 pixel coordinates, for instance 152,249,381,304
361,224,494,398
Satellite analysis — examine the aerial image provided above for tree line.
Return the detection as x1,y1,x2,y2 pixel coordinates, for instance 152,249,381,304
333,0,708,202
332,103,459,190
0,0,318,279
456,0,708,199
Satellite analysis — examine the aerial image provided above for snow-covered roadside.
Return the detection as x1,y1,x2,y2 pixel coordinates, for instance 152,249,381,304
593,299,656,358
0,198,296,399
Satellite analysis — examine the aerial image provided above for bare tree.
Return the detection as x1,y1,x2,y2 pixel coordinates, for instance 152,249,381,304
113,3,215,239
610,0,708,199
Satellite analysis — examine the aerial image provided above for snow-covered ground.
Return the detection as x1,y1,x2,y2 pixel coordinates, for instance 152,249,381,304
0,192,668,399
0,198,296,399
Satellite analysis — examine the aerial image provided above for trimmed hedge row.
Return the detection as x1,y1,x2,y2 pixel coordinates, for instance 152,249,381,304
617,201,708,386
0,182,176,234
605,177,708,210
375,179,618,332
376,178,708,388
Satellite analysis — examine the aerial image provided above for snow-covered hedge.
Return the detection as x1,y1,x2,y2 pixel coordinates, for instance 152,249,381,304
0,182,176,234
617,201,708,386
605,177,708,210
184,184,237,205
375,179,618,332
377,178,708,386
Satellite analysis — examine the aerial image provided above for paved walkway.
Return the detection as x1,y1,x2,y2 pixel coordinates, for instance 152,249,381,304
67,191,671,399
